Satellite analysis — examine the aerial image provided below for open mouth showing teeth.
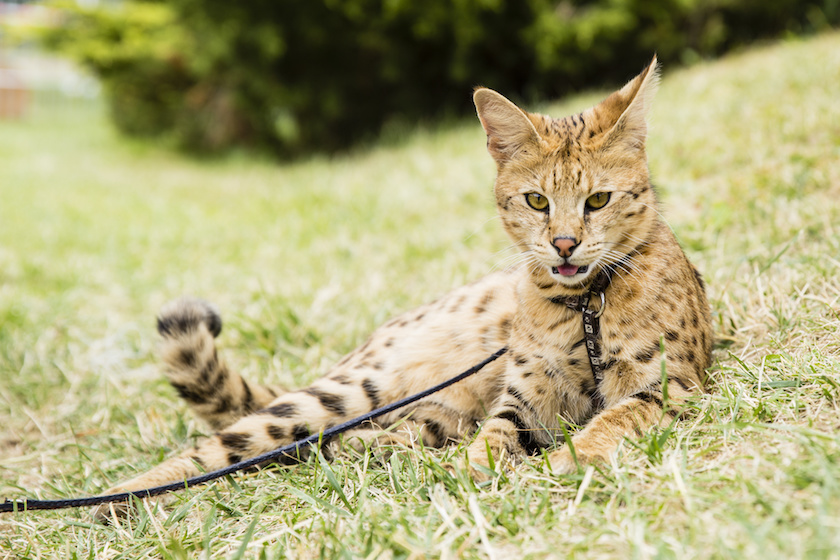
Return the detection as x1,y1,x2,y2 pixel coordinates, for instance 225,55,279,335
552,264,588,277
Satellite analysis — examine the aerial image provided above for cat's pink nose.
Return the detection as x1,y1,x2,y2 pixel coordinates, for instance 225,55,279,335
552,236,577,258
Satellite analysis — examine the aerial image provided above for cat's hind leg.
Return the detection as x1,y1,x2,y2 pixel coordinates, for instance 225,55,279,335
338,399,469,455
157,297,286,430
93,370,388,521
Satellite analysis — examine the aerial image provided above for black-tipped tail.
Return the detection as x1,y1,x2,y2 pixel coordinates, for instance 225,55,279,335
157,297,223,338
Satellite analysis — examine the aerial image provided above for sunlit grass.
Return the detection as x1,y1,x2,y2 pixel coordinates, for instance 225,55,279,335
2,32,840,558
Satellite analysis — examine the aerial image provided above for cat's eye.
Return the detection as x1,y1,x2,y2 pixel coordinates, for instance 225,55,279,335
585,192,611,210
525,193,549,211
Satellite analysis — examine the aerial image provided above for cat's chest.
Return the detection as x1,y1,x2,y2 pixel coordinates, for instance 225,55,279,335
510,303,592,373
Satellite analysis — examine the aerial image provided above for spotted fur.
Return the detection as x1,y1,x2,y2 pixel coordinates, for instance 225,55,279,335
94,57,712,520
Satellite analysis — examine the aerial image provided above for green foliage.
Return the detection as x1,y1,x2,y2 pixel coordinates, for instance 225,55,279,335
29,0,840,154
35,2,194,137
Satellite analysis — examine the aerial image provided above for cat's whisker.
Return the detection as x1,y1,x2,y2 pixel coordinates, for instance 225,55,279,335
623,233,650,246
463,214,503,243
604,250,645,276
615,263,645,286
603,248,644,268
602,261,642,290
603,243,646,261
612,261,644,284
637,203,678,233
608,239,649,253
600,251,645,285
603,243,650,265
491,255,526,273
491,241,531,258
492,249,540,273
492,250,525,264
521,253,541,273
524,256,546,277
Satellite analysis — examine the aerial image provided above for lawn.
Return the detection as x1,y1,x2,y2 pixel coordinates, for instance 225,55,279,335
1,32,840,559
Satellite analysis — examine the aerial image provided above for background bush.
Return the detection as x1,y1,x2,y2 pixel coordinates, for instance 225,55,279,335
30,0,840,155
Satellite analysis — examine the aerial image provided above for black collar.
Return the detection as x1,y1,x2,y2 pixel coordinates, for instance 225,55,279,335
546,266,613,312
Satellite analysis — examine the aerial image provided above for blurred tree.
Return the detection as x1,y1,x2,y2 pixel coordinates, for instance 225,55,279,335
25,0,840,155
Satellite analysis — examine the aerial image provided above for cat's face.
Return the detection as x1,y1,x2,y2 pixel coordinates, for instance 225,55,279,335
475,58,660,289
494,141,656,288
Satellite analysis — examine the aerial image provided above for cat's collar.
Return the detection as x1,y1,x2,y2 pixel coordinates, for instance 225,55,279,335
546,267,613,313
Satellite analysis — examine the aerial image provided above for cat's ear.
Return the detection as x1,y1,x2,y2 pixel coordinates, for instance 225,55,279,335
474,88,541,166
593,56,660,153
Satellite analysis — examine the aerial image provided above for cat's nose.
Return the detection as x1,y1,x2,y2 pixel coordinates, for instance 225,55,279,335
552,236,578,258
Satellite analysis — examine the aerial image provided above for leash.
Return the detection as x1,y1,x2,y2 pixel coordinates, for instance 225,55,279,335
548,266,616,408
0,347,508,513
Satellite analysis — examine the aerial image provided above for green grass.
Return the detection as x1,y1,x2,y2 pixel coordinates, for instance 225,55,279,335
2,32,840,558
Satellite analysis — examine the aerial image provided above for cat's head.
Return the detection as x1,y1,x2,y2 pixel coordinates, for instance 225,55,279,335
475,58,660,290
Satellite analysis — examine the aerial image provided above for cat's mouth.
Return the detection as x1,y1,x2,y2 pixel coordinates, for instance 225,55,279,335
551,264,589,277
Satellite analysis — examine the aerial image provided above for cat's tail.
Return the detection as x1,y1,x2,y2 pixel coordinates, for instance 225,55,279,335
157,297,285,430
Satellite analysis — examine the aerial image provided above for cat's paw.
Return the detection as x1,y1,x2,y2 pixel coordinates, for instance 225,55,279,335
547,445,606,475
546,447,579,475
338,428,414,458
91,484,173,524
460,456,492,483
464,440,513,483
91,501,133,524
90,487,137,524
157,297,222,339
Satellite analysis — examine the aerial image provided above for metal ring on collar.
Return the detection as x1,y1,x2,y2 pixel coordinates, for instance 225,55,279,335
594,292,606,318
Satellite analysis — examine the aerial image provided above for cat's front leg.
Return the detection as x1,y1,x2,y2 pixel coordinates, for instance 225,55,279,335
548,377,693,474
464,366,553,479
464,416,528,480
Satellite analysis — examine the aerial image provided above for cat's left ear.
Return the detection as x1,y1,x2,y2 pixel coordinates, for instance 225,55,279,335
596,56,660,153
474,88,541,166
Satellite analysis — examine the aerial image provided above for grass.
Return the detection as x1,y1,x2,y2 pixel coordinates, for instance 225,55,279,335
1,32,840,558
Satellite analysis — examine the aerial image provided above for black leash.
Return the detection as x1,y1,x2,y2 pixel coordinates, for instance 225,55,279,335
0,347,508,513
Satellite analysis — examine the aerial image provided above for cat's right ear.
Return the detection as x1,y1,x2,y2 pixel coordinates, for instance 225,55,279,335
474,88,541,166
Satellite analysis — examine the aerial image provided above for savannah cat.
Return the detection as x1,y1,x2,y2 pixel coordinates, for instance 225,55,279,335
94,57,713,520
